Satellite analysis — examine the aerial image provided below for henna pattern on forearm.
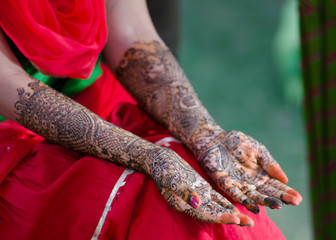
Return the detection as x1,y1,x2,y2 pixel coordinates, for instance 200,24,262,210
15,79,143,166
115,41,218,146
14,78,245,224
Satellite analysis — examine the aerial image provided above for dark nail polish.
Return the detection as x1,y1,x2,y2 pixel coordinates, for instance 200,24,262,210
281,200,290,205
243,199,259,214
265,197,283,209
228,204,235,210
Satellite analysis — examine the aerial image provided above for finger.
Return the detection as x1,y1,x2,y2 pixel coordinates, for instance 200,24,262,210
256,184,295,205
221,184,259,214
267,178,303,205
258,147,288,184
164,190,242,225
265,163,288,184
182,187,202,209
210,190,238,212
237,213,254,227
260,186,299,206
210,190,254,227
245,189,283,209
164,185,202,209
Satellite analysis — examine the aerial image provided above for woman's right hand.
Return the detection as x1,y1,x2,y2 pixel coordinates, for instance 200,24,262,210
144,146,254,226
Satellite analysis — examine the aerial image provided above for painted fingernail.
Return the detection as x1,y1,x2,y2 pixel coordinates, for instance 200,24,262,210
282,199,298,206
228,204,236,210
190,196,200,209
265,197,283,209
243,199,259,214
239,223,254,227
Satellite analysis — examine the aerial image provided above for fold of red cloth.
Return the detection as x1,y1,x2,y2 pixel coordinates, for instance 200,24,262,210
0,0,107,79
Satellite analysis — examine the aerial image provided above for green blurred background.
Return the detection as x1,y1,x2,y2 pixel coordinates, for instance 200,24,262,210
178,0,312,239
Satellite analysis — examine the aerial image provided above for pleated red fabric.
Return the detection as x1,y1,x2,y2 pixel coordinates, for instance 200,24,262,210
0,0,107,79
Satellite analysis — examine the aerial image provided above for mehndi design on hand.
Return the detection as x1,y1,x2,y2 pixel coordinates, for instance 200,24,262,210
14,78,252,225
192,129,302,213
115,40,302,213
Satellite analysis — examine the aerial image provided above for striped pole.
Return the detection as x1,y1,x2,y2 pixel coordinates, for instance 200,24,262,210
300,0,336,239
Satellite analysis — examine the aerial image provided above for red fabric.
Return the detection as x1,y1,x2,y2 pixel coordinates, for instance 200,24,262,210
0,66,285,239
0,0,107,79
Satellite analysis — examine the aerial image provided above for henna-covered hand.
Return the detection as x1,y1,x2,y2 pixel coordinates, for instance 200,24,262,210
14,77,253,225
115,40,303,214
190,127,303,214
147,147,253,226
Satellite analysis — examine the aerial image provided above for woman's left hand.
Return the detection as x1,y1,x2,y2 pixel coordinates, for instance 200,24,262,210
191,128,303,214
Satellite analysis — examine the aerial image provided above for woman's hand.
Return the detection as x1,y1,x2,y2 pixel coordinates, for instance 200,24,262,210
146,146,254,226
191,128,303,214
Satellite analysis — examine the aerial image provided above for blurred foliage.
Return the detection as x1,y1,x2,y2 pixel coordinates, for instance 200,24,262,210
273,0,303,108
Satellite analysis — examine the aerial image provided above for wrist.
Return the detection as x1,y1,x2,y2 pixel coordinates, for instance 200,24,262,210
187,123,225,160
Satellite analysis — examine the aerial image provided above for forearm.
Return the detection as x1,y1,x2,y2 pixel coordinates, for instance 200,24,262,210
114,41,221,152
12,77,167,176
103,0,220,157
0,34,162,176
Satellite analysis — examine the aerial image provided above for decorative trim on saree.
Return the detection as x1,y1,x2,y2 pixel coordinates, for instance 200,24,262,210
91,168,134,240
154,136,181,147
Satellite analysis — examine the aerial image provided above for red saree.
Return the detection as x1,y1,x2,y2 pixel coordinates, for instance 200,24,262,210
0,1,285,239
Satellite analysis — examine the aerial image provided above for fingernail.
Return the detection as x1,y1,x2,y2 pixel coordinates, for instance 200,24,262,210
247,223,254,227
265,197,283,209
243,199,259,214
190,196,200,209
227,204,237,211
282,199,297,206
232,207,240,213
250,205,260,214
